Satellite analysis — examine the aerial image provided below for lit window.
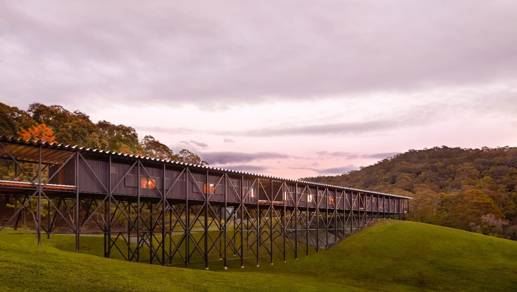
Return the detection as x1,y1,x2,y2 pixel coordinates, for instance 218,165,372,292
203,183,215,194
140,176,156,189
250,188,255,198
328,196,335,205
307,194,313,203
283,191,287,201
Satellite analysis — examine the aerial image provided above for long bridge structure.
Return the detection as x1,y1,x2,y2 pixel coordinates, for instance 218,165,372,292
0,136,410,269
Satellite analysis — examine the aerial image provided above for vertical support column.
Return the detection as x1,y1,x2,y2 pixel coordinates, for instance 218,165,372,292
36,145,42,245
399,199,402,219
376,194,379,221
162,163,166,265
282,183,286,263
256,179,260,268
149,203,153,264
325,188,329,249
104,155,112,258
75,151,80,252
349,192,353,234
204,171,209,270
240,175,244,268
127,201,131,260
388,197,391,218
136,160,141,262
185,168,190,266
334,189,337,243
223,174,228,270
168,205,173,265
46,196,51,239
269,179,273,265
341,190,348,239
315,187,319,253
368,194,373,222
294,183,298,259
305,187,309,256
361,193,368,228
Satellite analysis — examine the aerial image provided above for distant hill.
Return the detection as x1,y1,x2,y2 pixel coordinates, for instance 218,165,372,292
1,221,516,291
306,147,517,239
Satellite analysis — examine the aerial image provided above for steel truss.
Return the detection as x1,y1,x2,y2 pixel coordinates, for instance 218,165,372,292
0,141,408,269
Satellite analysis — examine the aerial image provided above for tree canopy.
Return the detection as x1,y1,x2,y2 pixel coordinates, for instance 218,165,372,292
0,102,204,164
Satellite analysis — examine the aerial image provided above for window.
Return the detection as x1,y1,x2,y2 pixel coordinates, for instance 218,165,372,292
283,191,287,201
250,188,255,198
203,183,215,194
140,176,156,189
307,194,314,203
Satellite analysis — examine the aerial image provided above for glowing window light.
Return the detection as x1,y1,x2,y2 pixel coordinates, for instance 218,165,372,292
307,194,314,203
203,183,215,194
140,176,156,189
283,191,287,200
250,188,255,198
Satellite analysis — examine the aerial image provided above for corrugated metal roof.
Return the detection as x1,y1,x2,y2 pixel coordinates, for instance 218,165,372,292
0,135,412,199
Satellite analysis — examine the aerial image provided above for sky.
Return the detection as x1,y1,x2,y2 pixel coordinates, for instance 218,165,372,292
1,1,517,178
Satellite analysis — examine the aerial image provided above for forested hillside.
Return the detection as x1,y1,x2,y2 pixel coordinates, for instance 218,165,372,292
307,147,517,239
0,102,204,164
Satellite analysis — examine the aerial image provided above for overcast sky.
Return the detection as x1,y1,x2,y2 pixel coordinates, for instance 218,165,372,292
1,1,517,178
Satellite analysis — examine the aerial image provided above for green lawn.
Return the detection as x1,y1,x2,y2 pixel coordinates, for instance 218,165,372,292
0,220,516,291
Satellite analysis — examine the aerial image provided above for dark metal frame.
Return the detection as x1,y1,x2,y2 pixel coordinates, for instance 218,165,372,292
0,138,410,269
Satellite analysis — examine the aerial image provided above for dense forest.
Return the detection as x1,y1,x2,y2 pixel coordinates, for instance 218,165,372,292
307,147,517,239
0,102,204,164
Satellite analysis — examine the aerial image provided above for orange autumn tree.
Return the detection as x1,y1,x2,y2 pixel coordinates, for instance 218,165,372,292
19,123,57,143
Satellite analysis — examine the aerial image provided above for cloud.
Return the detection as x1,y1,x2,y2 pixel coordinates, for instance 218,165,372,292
188,140,208,148
202,151,289,164
1,1,517,107
317,165,357,175
316,151,359,159
137,119,403,136
223,138,234,143
363,152,398,159
317,151,398,160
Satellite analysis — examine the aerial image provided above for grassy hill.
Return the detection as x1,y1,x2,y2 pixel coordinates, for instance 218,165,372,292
0,221,516,291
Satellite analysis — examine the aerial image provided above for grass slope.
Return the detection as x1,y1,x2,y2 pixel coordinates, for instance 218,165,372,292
0,221,516,291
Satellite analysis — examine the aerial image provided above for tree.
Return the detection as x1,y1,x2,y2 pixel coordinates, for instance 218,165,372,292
96,121,140,153
141,135,174,160
0,102,33,136
19,123,57,143
28,103,99,147
176,149,206,165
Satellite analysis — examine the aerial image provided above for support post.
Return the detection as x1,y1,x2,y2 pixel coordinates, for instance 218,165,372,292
325,188,329,249
269,179,273,265
256,180,260,268
37,145,42,244
294,183,298,259
315,187,319,252
282,188,286,263
185,168,190,266
204,170,209,269
136,160,141,261
162,163,166,265
223,174,228,269
75,151,80,252
305,188,309,256
240,175,244,268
